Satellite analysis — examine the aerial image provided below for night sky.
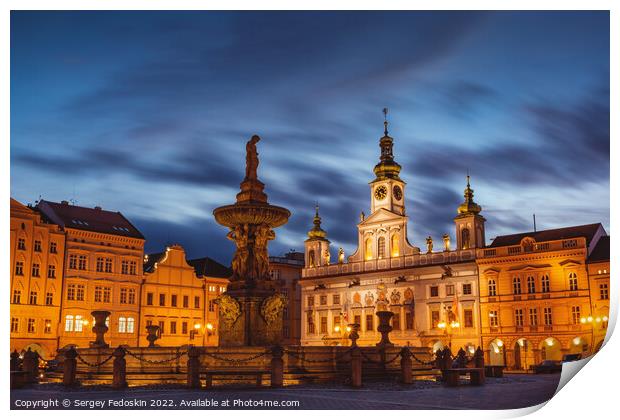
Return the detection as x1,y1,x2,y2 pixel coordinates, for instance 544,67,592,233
10,11,610,265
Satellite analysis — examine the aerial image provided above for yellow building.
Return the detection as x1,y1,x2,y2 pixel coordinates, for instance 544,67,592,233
477,224,608,369
587,236,610,352
269,252,304,345
10,198,66,359
141,245,229,347
36,200,145,350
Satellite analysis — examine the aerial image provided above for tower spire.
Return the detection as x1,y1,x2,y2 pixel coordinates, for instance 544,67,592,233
373,107,402,181
383,107,389,136
307,203,328,240
457,173,481,215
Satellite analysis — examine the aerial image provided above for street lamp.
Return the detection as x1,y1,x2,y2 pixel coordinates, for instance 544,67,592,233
438,320,460,351
190,323,201,340
580,315,608,354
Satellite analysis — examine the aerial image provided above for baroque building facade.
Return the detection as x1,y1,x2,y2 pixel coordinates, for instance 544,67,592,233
269,251,304,345
300,119,484,352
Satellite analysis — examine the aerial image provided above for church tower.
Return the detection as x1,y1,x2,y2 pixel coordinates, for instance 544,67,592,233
454,175,486,249
304,205,331,268
349,109,418,263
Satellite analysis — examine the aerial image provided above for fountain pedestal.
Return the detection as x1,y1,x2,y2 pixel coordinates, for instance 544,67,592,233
213,135,290,347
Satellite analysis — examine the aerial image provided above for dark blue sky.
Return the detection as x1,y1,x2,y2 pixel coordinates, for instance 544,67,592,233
10,11,610,264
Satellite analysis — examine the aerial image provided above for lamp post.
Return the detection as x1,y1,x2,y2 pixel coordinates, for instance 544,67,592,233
580,315,608,355
205,322,215,346
437,320,460,352
333,324,352,346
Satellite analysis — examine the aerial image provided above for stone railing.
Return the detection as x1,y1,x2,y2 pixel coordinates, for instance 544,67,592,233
477,238,586,260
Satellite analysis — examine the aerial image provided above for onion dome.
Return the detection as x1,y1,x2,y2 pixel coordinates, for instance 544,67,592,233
373,108,402,181
306,204,329,241
457,175,482,215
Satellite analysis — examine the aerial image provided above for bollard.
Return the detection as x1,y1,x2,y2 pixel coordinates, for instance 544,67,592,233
10,350,21,371
455,348,467,368
270,345,284,388
112,346,127,389
400,347,413,384
474,346,485,384
63,347,78,387
22,349,39,383
187,346,201,389
350,346,362,388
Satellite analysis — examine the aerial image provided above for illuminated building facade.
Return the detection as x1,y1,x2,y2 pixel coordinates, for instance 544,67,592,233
36,200,146,350
477,224,608,369
300,117,484,352
586,235,610,352
269,252,304,345
10,199,66,359
141,245,229,347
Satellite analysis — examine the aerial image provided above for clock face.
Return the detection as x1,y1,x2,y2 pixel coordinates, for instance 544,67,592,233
393,185,403,200
374,185,388,200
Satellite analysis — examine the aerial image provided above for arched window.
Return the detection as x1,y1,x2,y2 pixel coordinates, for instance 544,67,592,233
541,274,550,293
75,315,84,332
308,250,316,268
527,276,536,294
461,228,470,249
119,317,127,333
488,279,497,297
65,315,74,332
569,272,578,291
391,234,400,257
127,317,135,333
377,237,386,259
364,238,373,260
513,276,522,295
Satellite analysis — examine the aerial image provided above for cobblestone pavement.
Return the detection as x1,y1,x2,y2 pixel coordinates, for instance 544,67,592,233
11,374,561,410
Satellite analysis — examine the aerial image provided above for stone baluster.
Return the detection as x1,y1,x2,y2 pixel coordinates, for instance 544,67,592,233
112,346,127,389
350,346,362,388
63,347,78,387
187,346,201,389
22,349,39,383
400,347,413,384
271,345,284,388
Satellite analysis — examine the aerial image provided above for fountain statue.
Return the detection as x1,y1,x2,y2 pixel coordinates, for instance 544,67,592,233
213,135,291,346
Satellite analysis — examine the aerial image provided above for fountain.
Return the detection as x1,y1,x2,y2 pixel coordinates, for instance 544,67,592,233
213,135,291,346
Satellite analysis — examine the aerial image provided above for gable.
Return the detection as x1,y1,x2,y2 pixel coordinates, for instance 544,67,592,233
358,208,406,227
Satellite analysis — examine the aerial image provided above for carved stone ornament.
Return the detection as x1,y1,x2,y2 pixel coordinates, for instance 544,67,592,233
261,293,288,325
390,289,401,304
217,294,241,325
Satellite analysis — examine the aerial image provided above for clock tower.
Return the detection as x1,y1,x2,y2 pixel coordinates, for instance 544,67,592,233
370,109,406,215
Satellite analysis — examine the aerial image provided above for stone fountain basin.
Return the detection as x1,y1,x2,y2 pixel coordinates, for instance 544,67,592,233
213,203,291,228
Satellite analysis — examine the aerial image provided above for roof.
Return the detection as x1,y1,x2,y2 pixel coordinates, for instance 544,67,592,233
143,252,166,273
489,223,604,248
36,200,144,239
588,236,610,263
187,256,232,279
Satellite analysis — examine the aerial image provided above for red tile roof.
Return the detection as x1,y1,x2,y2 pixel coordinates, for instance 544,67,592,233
187,256,232,279
489,223,605,248
36,200,144,239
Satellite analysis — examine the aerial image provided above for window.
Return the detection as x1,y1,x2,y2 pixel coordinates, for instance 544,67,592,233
128,289,136,304
307,296,314,307
170,321,177,334
513,277,522,295
96,257,104,272
182,322,188,335
332,294,340,305
32,263,40,277
95,286,103,302
11,318,19,333
65,315,74,332
392,314,400,330
46,292,53,305
76,285,85,301
99,287,110,303
464,309,473,328
34,240,42,252
307,313,315,334
27,318,36,333
431,310,440,328
334,315,341,328
569,272,578,291
29,291,37,305
129,261,137,275
320,295,327,305
544,307,553,325
158,321,165,334
118,317,127,333
78,255,87,270
15,261,24,276
354,315,361,327
366,314,374,331
18,238,26,250
183,295,189,308
529,308,538,326
405,311,414,330
121,260,129,274
571,306,581,325
74,315,84,332
67,284,76,300
527,276,535,294
50,242,57,254
489,310,499,327
462,283,472,295
600,284,609,300
270,269,280,280
364,238,373,260
146,292,154,305
446,284,455,296
171,295,178,307
146,320,152,327
515,309,524,326
12,289,21,304
541,274,550,293
44,319,52,333
159,294,166,306
48,264,56,278
377,236,386,258
69,254,77,269
127,317,134,333
320,316,327,334
430,286,439,297
194,296,200,309
120,288,128,304
309,250,316,267
105,258,113,273
209,300,216,312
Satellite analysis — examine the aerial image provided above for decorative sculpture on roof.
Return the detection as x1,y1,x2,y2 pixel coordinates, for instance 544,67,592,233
426,236,434,254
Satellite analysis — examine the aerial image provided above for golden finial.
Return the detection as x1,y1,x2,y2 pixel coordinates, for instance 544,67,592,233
383,107,389,136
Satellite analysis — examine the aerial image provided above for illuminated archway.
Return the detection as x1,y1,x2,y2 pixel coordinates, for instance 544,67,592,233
540,337,562,361
489,338,505,366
